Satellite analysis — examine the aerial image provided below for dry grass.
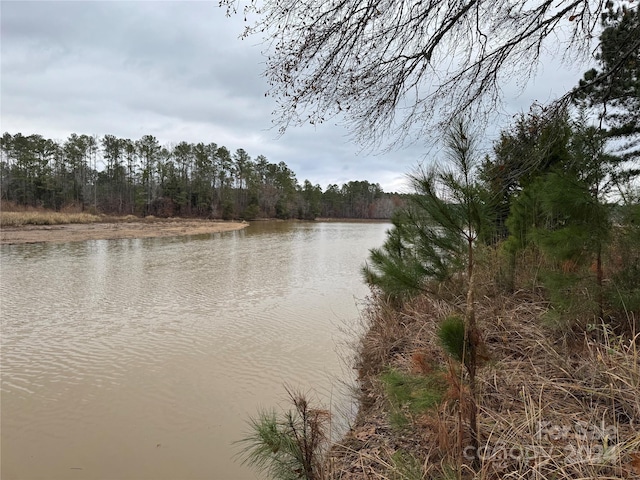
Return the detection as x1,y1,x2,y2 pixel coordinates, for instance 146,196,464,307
329,286,640,479
473,298,640,480
0,201,101,226
0,201,179,227
0,210,102,227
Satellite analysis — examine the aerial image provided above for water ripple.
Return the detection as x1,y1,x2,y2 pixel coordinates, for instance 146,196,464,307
0,221,389,480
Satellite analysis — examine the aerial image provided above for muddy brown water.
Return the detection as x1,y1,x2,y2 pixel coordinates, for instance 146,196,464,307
0,221,389,480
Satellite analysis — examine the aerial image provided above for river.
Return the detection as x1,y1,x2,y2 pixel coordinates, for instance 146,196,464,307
0,221,389,480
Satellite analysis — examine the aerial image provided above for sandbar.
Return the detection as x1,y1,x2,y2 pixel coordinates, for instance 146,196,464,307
1,219,249,245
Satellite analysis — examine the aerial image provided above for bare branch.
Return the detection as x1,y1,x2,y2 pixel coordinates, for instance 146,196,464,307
221,0,614,147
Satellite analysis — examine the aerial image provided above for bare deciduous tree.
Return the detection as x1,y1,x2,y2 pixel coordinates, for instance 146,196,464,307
221,0,619,147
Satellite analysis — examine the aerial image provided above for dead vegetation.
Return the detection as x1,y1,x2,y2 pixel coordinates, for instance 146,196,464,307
328,286,640,479
0,201,101,226
0,210,103,227
0,201,211,227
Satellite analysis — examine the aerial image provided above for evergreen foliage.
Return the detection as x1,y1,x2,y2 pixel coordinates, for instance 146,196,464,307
479,107,573,241
503,177,545,255
237,389,330,480
363,121,493,301
0,132,402,220
362,207,462,300
574,3,640,160
502,118,636,327
608,200,640,316
437,315,466,364
363,120,490,468
533,171,610,263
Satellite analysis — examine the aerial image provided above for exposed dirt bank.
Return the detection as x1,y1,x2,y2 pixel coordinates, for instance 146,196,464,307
1,219,249,245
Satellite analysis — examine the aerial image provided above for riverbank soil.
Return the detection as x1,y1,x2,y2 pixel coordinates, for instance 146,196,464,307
328,290,640,479
0,218,248,244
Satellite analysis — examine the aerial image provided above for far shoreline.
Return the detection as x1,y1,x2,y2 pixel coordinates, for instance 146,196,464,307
0,218,249,245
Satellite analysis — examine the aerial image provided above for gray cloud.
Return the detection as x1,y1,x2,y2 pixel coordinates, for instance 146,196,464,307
1,0,595,192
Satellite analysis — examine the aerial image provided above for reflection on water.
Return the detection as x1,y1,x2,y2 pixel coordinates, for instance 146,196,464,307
0,221,388,480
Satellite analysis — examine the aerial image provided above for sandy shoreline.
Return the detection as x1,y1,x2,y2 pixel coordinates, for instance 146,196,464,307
1,219,249,245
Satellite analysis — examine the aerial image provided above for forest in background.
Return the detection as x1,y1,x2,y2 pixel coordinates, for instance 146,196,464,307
0,132,403,220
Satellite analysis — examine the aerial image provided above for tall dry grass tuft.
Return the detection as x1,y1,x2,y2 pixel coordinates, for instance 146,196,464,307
0,210,101,227
0,200,101,225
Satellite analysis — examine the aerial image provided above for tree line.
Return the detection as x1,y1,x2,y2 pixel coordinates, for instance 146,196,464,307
0,132,402,220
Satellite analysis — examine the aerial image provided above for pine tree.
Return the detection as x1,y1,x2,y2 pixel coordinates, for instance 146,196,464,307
574,3,640,160
503,116,637,329
363,120,494,468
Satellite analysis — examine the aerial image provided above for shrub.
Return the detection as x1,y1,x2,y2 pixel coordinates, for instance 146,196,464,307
237,388,330,480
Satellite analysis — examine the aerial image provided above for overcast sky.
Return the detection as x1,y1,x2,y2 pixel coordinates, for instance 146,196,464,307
1,1,591,192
